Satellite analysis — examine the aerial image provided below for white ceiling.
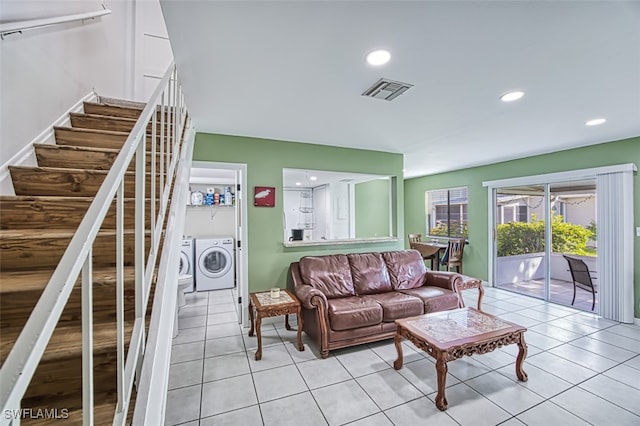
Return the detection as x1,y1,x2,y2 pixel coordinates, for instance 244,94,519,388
161,1,640,179
283,168,387,188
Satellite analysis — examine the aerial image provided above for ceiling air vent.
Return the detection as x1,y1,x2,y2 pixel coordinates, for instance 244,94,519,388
362,78,413,101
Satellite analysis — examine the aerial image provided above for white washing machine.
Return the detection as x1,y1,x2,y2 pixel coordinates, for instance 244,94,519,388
195,237,235,291
179,238,195,292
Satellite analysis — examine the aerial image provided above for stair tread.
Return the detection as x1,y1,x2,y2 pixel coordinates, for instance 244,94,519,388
0,228,141,239
84,100,144,115
0,195,145,202
53,125,129,136
9,165,164,175
34,143,119,154
1,320,136,364
0,266,136,294
95,97,146,110
34,143,166,156
0,195,94,203
70,112,138,124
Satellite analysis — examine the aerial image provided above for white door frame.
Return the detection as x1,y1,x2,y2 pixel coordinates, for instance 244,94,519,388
192,161,249,327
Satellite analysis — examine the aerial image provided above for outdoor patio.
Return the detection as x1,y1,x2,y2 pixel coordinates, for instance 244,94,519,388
497,278,597,312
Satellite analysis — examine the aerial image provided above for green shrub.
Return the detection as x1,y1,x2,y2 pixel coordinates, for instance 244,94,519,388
430,221,468,238
497,215,594,257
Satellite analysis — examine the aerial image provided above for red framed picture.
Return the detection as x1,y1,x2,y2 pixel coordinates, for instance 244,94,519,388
254,186,275,207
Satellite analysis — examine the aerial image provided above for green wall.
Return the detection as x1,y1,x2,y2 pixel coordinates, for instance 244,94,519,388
355,179,391,238
193,133,404,292
404,136,640,317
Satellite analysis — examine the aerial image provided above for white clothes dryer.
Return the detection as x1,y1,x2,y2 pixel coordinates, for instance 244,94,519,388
179,238,195,292
195,237,235,291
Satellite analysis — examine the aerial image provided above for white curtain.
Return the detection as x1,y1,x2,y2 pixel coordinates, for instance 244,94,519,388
596,170,635,323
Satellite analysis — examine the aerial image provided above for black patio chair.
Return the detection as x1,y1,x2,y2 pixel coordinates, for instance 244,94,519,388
562,255,597,311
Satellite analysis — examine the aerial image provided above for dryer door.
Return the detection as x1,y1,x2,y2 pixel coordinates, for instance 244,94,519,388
198,247,232,278
179,251,191,275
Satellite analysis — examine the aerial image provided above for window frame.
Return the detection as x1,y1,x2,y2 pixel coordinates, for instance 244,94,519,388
424,186,469,239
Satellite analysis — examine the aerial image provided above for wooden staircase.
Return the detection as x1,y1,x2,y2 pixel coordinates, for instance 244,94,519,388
0,100,169,424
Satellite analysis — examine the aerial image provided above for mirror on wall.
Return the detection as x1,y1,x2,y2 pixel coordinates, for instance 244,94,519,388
282,168,396,243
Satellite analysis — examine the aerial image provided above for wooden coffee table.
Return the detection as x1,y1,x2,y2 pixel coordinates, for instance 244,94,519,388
394,307,527,411
248,289,304,360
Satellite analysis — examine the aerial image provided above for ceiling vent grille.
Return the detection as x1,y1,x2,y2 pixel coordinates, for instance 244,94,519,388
362,78,413,101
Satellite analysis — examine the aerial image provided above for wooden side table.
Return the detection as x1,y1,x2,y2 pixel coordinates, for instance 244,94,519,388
248,289,304,360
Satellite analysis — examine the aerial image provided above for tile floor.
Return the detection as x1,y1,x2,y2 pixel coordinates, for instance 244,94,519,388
165,286,640,426
497,278,598,312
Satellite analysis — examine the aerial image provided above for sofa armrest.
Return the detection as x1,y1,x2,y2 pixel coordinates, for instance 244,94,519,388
289,262,328,309
296,285,328,310
424,270,463,292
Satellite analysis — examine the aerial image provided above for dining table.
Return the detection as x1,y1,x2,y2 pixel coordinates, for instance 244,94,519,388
410,241,448,271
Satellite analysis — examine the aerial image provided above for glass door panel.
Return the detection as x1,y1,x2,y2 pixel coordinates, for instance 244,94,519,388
548,180,597,311
495,185,547,299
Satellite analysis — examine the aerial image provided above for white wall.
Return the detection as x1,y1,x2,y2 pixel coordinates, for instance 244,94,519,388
564,196,596,227
313,185,328,240
329,182,350,239
185,183,236,238
0,0,172,194
135,0,173,100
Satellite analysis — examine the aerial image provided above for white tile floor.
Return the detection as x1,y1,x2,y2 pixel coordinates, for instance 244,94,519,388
166,287,640,426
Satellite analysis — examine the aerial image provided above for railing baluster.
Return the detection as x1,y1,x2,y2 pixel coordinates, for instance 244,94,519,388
167,75,172,186
82,251,94,426
115,181,125,414
172,67,178,160
151,112,156,252
160,91,165,204
135,133,146,380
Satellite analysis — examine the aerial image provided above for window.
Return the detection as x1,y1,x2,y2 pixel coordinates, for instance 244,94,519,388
496,204,528,224
425,187,468,238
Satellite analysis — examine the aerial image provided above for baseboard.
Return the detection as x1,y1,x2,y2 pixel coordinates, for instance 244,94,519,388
0,91,97,195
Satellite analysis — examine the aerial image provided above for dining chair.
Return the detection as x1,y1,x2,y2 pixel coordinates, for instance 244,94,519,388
408,233,422,243
562,255,597,311
441,238,465,273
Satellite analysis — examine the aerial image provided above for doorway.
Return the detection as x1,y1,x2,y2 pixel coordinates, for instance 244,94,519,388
191,161,249,327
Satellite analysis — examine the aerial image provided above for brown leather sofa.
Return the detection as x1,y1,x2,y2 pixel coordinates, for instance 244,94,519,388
289,249,463,358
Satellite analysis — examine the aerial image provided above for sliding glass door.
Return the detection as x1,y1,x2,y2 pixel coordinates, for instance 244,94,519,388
495,185,547,299
493,180,597,311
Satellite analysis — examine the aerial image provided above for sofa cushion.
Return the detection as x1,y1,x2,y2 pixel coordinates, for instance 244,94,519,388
299,255,355,299
363,293,423,322
347,252,393,295
382,250,427,290
398,286,459,313
327,297,383,331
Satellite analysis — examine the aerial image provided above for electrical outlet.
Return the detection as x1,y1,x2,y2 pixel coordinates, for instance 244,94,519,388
637,226,640,237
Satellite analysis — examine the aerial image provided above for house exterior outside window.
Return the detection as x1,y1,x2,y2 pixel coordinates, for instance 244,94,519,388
425,187,468,238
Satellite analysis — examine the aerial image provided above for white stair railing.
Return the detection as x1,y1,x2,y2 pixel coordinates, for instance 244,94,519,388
0,62,189,426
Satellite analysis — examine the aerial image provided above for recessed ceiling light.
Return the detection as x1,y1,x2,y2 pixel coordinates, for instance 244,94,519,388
295,182,301,186
500,91,525,102
366,49,391,66
585,118,606,126
310,176,317,181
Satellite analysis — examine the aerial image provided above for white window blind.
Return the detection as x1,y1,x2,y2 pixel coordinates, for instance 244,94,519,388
596,170,635,323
